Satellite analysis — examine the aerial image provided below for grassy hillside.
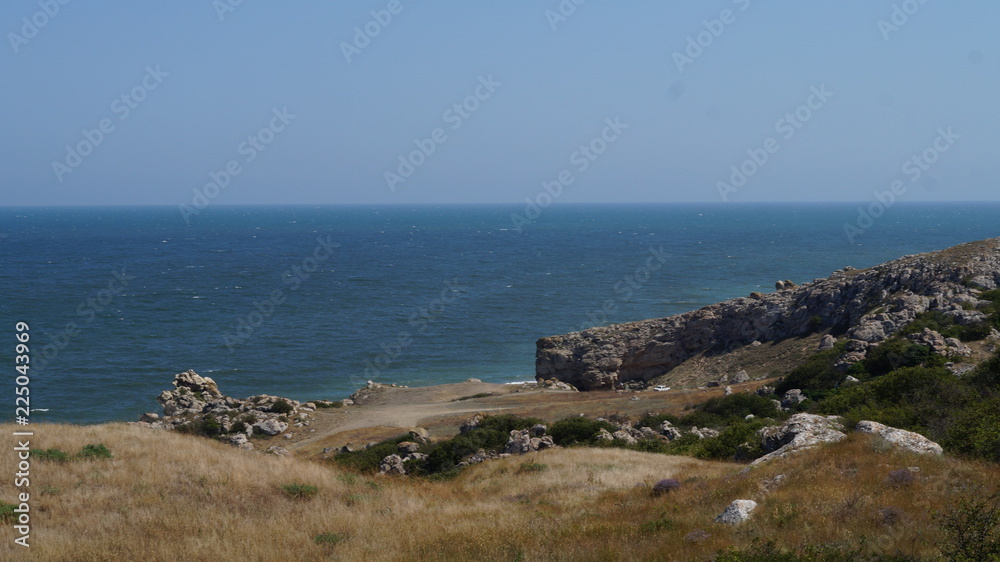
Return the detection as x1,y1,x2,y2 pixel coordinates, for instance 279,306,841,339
2,423,998,560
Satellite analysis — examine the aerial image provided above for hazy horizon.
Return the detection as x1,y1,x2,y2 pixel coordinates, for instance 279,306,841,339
3,2,998,206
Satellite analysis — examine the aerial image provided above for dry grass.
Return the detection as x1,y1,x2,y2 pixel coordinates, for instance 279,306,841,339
1,423,997,560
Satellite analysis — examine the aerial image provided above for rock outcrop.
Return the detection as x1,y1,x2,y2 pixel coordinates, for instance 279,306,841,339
751,413,847,466
855,421,943,455
134,370,312,451
715,500,758,525
536,238,1000,390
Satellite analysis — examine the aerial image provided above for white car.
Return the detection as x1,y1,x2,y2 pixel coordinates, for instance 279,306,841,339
652,385,671,392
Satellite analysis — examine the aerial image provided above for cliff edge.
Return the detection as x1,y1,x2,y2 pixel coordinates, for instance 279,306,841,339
536,238,1000,390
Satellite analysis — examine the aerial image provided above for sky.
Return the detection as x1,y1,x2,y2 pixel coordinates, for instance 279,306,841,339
2,1,999,206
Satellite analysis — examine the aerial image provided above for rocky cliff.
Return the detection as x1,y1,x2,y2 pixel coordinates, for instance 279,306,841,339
536,238,1000,390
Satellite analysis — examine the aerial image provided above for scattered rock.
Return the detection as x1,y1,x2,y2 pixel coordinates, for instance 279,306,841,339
409,427,430,444
254,419,288,436
780,389,807,409
612,430,638,445
596,428,615,441
264,446,291,457
855,421,943,455
730,370,750,384
504,429,556,454
660,421,683,441
715,500,757,525
460,414,484,434
378,454,406,475
689,427,720,440
397,441,421,455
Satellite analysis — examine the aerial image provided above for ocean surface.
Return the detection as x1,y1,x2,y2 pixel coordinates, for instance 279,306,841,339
2,203,998,424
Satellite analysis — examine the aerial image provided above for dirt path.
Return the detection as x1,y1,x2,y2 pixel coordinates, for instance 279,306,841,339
280,380,768,457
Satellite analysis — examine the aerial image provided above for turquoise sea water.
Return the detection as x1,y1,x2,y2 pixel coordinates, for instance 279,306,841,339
2,203,998,424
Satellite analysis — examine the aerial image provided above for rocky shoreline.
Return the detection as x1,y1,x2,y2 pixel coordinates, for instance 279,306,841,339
536,237,1000,390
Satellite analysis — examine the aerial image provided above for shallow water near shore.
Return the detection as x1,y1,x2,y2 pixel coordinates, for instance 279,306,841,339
3,202,999,424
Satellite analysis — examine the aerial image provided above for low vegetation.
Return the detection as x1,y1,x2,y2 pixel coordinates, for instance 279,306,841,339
2,423,997,560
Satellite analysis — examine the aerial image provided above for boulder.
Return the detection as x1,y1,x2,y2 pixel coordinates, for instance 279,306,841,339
504,430,556,454
855,421,943,454
752,413,846,466
397,441,421,455
780,389,807,409
378,454,406,475
724,386,733,396
227,433,254,451
409,427,430,444
689,427,719,440
460,414,484,434
612,430,637,445
596,428,614,441
465,378,482,383
818,334,837,351
730,370,750,384
660,421,683,441
254,419,288,436
264,446,291,457
715,500,758,525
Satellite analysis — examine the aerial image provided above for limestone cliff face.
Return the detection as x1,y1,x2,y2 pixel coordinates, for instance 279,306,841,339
536,238,1000,390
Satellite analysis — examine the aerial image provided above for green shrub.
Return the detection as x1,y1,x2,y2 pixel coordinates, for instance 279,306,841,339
78,444,112,460
314,532,346,546
281,482,318,500
517,462,548,473
935,490,1000,562
861,339,933,378
775,346,844,398
476,414,543,433
229,421,247,434
694,419,767,462
944,396,1000,463
333,435,410,473
32,448,69,463
640,514,676,533
177,414,224,437
549,417,616,446
271,399,294,415
312,401,343,409
0,501,15,524
699,393,782,421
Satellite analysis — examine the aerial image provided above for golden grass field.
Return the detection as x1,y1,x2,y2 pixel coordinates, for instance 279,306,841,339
1,422,997,561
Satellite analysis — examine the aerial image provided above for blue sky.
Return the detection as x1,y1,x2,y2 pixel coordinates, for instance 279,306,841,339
2,1,998,206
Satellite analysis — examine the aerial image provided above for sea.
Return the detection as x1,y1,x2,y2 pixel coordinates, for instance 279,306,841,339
2,202,998,424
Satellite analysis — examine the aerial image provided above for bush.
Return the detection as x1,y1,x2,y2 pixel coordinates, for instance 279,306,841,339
699,393,782,422
177,414,224,437
886,469,915,488
78,444,112,460
333,435,410,473
694,419,767,462
936,490,1000,562
229,421,247,434
859,339,933,378
651,478,681,496
314,532,346,546
944,396,1000,463
32,448,69,463
517,462,547,473
0,501,15,524
281,482,318,500
271,399,294,415
549,417,616,446
775,346,844,398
